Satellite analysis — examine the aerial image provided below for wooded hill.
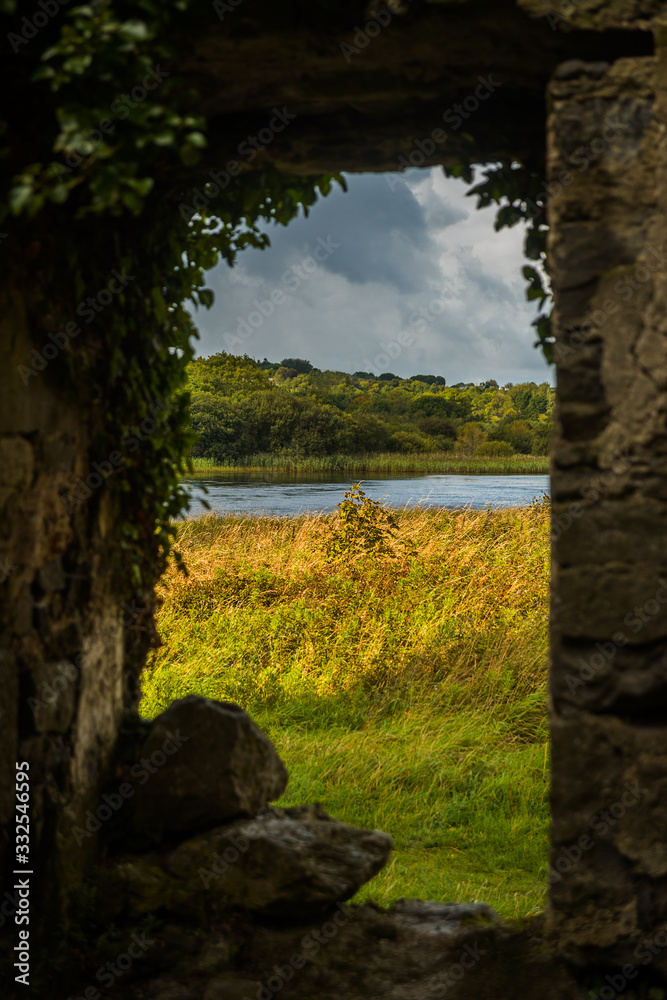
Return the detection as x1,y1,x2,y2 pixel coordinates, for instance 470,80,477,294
187,353,554,463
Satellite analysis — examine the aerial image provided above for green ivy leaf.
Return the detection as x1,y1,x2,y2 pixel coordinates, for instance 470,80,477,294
8,185,34,215
533,313,555,365
31,66,57,82
47,184,71,204
522,265,548,305
126,177,154,197
121,189,144,215
184,131,207,149
118,19,151,42
149,131,176,147
62,54,93,74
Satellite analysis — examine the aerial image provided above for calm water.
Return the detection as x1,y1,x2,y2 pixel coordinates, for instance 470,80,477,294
180,473,550,518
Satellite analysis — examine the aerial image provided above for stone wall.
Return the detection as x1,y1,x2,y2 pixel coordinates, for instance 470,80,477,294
547,52,667,968
178,0,653,176
0,280,147,937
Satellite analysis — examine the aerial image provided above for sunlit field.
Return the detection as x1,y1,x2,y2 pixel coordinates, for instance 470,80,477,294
141,501,550,918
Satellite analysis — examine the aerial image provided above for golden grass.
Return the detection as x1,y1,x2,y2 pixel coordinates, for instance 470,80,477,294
141,502,551,917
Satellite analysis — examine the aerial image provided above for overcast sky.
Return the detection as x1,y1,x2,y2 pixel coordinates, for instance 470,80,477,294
191,166,554,386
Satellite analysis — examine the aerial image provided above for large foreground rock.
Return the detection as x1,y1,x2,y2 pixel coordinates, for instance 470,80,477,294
132,697,288,835
96,805,393,923
171,804,393,917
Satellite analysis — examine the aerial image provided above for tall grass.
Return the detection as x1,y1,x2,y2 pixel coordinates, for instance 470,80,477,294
188,452,549,476
141,503,551,918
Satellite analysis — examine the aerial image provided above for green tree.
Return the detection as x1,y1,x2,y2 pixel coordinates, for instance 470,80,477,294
189,392,245,463
280,357,314,374
454,423,487,456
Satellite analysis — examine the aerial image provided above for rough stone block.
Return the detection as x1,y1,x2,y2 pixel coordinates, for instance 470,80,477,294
548,709,667,967
132,696,288,835
168,803,393,918
551,632,667,714
97,804,392,923
555,565,667,641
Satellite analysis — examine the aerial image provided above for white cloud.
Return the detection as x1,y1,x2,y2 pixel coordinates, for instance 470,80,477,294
191,167,554,386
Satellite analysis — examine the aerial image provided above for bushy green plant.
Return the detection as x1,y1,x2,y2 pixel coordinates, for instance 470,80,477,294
454,423,487,455
391,430,436,453
477,441,515,457
324,484,401,563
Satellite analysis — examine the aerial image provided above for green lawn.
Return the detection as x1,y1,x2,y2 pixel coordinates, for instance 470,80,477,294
140,502,550,918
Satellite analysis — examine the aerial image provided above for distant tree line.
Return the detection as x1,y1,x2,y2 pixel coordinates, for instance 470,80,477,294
186,353,554,462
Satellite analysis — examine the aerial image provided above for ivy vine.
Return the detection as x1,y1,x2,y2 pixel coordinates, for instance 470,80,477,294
1,0,343,598
463,161,554,363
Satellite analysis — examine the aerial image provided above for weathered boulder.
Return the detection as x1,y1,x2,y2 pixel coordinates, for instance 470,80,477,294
169,804,393,917
132,697,288,835
95,804,393,923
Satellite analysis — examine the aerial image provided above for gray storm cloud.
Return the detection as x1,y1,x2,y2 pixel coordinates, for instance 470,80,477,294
191,167,553,386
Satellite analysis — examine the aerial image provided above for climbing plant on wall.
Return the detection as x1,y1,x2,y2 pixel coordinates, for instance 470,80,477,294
0,0,344,594
445,157,553,362
467,162,552,362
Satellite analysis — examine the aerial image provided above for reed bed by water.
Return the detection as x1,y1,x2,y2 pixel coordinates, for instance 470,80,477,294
141,502,551,918
188,452,549,476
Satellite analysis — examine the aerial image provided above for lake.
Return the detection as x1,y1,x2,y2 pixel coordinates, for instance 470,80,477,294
181,473,550,518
